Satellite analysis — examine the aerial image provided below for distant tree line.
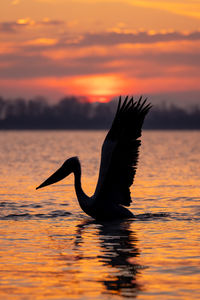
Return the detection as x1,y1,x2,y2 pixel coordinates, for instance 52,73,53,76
0,96,200,130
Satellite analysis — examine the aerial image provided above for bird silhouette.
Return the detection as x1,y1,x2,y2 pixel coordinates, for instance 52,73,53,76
36,96,151,220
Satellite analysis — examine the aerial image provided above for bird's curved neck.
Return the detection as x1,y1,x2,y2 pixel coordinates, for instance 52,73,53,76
73,161,89,208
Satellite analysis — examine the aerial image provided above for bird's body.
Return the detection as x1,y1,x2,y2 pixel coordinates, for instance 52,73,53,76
36,96,151,221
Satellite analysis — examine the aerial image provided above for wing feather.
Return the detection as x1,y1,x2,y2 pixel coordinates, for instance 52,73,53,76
94,96,151,206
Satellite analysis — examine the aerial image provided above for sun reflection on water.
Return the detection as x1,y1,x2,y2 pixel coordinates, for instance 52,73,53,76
0,130,199,299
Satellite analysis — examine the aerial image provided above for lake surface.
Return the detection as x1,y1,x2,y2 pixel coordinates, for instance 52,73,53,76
0,130,199,299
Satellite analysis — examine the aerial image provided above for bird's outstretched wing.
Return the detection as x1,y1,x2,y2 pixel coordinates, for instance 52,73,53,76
94,96,151,206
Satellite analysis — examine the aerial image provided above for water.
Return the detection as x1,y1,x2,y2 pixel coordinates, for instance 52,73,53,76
0,130,199,299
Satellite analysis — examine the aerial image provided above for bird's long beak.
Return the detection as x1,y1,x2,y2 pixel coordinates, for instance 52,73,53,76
36,163,70,190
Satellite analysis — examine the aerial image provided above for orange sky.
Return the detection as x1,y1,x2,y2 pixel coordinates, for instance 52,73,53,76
1,0,200,103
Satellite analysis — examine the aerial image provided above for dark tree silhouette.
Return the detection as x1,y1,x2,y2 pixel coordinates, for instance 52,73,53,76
0,95,199,129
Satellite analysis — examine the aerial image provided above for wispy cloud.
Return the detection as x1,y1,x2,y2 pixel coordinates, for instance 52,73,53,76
2,19,199,45
0,21,28,33
0,30,200,81
1,0,200,100
24,38,58,46
71,30,200,47
0,18,64,33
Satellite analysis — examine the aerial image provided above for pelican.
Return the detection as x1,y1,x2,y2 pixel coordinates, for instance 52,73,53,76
36,96,151,220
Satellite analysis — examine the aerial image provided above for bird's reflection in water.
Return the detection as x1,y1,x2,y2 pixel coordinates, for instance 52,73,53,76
75,219,144,298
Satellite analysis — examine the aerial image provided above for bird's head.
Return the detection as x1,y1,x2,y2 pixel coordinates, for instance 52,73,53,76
36,156,80,190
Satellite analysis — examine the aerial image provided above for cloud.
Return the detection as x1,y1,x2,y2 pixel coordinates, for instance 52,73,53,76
70,31,200,47
14,30,200,52
0,52,113,79
0,25,199,100
0,36,200,81
0,21,23,33
0,18,64,33
38,18,65,26
24,38,58,46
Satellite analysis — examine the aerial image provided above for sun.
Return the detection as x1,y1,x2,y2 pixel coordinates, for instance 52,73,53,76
71,74,125,101
88,95,110,103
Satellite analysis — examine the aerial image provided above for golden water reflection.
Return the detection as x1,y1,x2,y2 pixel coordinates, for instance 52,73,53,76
0,130,200,299
0,219,143,299
75,220,143,298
